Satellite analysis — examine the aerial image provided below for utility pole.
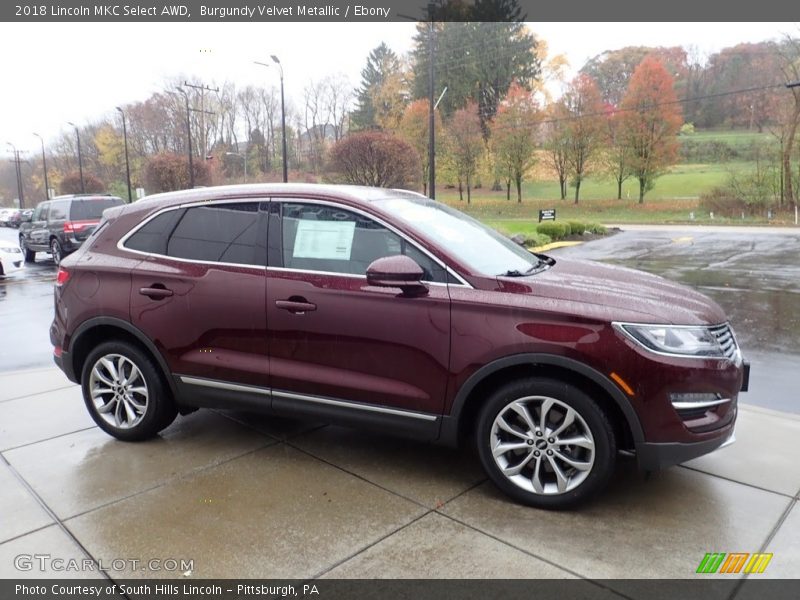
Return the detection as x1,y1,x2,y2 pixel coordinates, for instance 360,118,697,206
427,3,436,199
67,122,85,193
6,143,26,209
173,88,215,189
32,133,49,200
183,81,219,161
116,107,133,203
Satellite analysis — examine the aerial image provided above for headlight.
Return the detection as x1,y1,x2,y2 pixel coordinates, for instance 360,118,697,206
614,323,724,357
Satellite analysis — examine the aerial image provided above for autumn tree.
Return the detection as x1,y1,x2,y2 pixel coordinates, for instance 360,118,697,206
60,172,105,194
603,107,633,200
773,36,800,208
620,57,683,202
397,100,442,196
561,75,605,203
581,46,689,107
329,131,419,188
144,153,211,193
491,83,539,202
542,104,570,200
444,104,483,203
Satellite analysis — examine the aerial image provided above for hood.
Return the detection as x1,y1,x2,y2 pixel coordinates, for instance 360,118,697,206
497,257,727,326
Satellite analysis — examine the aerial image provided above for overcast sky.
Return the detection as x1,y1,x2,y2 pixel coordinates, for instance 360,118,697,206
0,21,796,153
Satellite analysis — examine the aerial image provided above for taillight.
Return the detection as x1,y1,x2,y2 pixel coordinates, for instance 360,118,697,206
63,222,75,234
56,268,70,286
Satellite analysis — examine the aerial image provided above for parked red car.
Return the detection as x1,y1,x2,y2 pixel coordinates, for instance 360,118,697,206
50,184,748,508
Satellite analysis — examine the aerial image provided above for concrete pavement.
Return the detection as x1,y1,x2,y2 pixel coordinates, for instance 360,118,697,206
1,367,798,587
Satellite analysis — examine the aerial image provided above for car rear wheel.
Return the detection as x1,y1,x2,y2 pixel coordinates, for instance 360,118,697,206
476,378,616,509
20,238,35,263
50,239,62,266
81,341,177,441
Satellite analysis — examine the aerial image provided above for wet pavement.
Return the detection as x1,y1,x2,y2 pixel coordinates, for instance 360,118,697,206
1,224,799,582
550,227,800,414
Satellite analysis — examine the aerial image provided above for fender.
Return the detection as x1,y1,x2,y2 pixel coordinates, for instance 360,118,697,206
67,316,178,397
438,353,644,447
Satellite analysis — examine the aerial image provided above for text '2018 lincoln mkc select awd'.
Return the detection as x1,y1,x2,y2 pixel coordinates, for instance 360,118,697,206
50,184,749,508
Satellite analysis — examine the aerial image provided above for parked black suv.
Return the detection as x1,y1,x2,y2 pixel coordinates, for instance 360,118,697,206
19,194,125,265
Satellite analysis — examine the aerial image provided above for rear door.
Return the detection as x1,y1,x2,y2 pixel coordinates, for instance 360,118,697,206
265,198,451,436
126,200,269,400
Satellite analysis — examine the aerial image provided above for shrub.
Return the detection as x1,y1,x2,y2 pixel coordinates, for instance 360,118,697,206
60,171,105,194
699,164,780,216
587,222,607,235
144,153,211,193
536,222,568,240
566,221,586,235
527,233,552,247
329,131,420,189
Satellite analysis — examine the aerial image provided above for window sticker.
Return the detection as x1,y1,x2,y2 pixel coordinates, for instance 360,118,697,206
292,219,356,260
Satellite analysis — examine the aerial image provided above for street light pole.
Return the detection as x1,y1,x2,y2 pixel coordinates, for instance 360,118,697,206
116,107,133,202
32,133,49,200
254,56,288,182
66,122,85,193
176,88,195,188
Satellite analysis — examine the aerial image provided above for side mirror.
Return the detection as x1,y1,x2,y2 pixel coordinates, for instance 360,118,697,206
21,212,32,223
366,255,428,296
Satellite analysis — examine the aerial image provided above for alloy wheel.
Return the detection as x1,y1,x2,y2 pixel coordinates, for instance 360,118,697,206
88,353,149,429
490,395,596,495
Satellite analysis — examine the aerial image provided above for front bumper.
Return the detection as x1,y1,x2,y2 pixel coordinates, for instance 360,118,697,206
636,423,736,470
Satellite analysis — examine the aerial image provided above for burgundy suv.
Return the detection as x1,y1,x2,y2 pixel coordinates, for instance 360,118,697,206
50,184,748,508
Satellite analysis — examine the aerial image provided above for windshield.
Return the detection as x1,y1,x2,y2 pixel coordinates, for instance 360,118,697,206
375,197,540,277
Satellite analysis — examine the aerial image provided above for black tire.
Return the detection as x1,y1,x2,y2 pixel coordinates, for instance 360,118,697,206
50,238,62,266
20,238,35,263
476,377,616,509
81,340,178,441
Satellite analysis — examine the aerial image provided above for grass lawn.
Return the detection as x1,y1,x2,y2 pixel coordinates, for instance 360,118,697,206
436,161,797,226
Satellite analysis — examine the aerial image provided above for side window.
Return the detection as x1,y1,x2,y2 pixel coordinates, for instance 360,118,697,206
34,203,49,222
166,202,264,266
279,202,446,282
124,209,185,255
48,201,69,221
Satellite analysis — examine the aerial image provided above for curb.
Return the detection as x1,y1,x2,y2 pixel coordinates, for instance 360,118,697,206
529,240,584,252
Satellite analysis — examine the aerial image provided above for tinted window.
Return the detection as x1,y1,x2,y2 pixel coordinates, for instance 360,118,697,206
71,198,124,220
279,202,445,282
167,203,263,266
48,201,69,221
124,209,185,255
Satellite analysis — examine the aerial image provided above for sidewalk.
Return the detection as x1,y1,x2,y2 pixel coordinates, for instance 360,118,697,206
1,367,798,588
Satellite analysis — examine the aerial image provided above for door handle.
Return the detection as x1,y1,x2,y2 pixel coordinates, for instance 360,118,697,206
139,286,174,299
275,299,317,314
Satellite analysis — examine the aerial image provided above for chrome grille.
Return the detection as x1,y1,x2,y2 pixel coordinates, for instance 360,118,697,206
709,323,738,360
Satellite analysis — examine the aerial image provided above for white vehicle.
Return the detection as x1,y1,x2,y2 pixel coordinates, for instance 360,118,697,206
0,208,20,226
0,242,24,277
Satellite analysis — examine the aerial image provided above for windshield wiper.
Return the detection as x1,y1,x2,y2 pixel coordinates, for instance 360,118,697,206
502,258,545,277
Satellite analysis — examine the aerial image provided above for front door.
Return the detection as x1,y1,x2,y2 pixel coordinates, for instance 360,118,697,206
265,199,451,432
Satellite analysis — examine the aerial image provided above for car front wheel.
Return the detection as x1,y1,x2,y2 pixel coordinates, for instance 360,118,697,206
476,378,616,509
81,341,177,441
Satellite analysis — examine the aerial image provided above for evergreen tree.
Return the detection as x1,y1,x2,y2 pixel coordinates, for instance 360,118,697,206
351,43,402,130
